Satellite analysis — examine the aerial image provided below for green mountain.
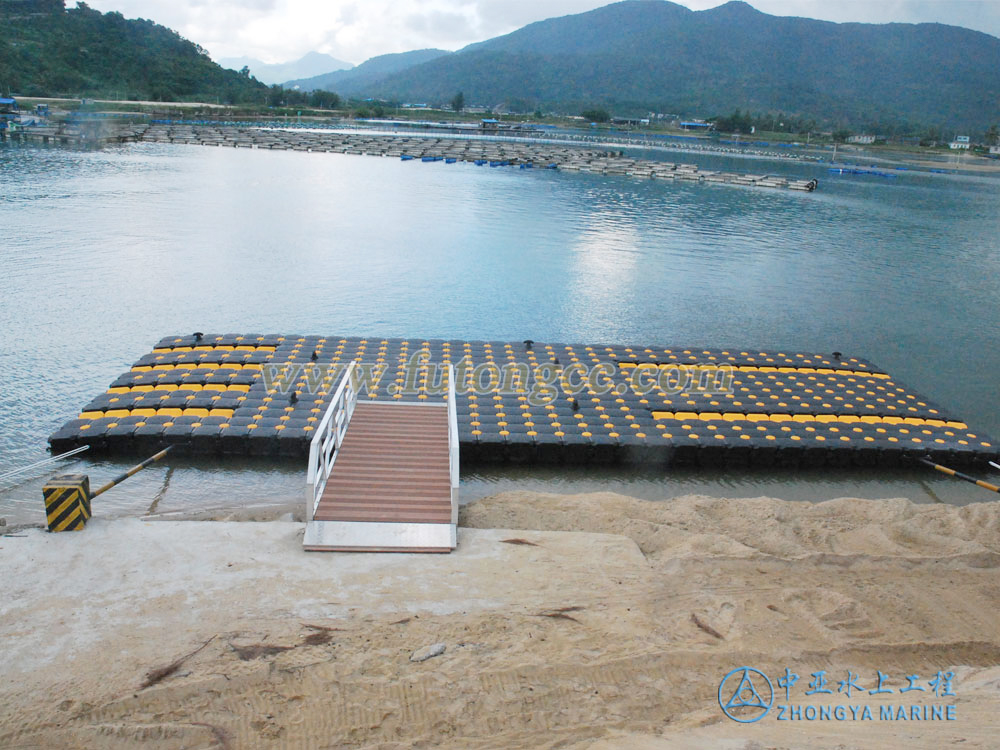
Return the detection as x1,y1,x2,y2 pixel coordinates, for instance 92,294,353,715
0,0,266,103
350,0,1000,131
286,49,449,94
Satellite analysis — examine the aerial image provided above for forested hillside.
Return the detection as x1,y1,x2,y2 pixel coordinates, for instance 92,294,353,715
346,0,1000,132
0,0,266,103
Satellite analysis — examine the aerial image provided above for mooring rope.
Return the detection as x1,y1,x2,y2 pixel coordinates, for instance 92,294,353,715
0,445,90,484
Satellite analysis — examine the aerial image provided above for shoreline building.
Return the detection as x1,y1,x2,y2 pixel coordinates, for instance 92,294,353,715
0,97,19,132
678,120,714,132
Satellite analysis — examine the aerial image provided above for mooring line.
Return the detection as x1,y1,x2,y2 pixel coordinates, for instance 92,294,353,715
0,446,90,484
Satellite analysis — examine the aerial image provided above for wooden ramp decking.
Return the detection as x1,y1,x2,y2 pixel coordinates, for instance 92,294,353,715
304,399,458,552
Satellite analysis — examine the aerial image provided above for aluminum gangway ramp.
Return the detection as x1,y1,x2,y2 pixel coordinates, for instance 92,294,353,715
303,363,459,552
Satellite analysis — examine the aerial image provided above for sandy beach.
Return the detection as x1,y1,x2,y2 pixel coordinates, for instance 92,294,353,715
896,156,1000,174
2,491,999,748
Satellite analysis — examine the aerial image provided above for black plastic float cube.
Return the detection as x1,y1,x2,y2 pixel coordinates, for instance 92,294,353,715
48,423,85,453
105,422,140,452
751,443,779,467
277,427,310,457
475,432,507,463
162,423,194,452
190,424,223,454
533,432,564,464
219,424,252,455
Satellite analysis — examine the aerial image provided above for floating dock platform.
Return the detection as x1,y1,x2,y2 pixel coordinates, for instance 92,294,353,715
48,335,998,469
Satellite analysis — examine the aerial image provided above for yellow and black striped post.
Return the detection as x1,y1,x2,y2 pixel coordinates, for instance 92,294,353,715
918,457,1000,494
43,474,92,532
42,447,172,533
90,447,172,500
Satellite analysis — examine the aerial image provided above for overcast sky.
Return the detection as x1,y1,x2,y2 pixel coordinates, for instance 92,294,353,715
82,1,1000,65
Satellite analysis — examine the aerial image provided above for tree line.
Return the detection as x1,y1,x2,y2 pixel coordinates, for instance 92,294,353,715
0,3,265,104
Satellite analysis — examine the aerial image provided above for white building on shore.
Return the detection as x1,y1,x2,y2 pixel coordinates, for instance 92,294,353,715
950,135,971,150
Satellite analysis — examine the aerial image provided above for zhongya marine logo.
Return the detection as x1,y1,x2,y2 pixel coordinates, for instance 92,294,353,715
717,666,958,723
718,667,774,723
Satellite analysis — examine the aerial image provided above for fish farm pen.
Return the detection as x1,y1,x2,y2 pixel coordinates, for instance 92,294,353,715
138,125,819,191
49,334,998,470
0,121,148,146
6,122,820,190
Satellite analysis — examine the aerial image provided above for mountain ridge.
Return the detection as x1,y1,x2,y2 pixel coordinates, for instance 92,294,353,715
318,0,1000,131
218,51,353,86
285,49,449,93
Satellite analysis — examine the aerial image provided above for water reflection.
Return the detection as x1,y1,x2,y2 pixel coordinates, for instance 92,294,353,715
1,140,998,524
567,208,641,327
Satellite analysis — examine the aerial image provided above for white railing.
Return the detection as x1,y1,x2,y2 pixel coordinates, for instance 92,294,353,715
447,363,460,524
305,360,459,527
305,361,358,521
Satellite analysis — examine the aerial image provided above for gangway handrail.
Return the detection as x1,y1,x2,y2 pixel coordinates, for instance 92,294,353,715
305,361,358,521
447,363,460,524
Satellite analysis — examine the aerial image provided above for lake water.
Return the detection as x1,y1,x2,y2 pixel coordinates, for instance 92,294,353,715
2,137,999,524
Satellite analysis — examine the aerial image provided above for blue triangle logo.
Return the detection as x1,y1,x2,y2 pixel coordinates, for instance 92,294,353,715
724,670,770,710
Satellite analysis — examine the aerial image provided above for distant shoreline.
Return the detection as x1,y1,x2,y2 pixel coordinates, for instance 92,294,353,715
12,96,998,176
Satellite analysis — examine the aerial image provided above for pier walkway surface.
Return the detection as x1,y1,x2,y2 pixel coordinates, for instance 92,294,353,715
302,363,459,552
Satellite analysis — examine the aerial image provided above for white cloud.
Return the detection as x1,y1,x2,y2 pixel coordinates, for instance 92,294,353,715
81,0,1000,65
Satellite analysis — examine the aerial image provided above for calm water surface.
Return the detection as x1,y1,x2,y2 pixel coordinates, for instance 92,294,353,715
2,139,999,523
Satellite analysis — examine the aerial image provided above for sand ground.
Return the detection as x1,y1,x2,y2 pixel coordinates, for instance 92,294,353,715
1,491,999,749
896,156,1000,173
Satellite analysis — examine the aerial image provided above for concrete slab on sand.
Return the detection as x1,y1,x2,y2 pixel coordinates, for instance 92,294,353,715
0,519,647,691
3,493,1000,749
